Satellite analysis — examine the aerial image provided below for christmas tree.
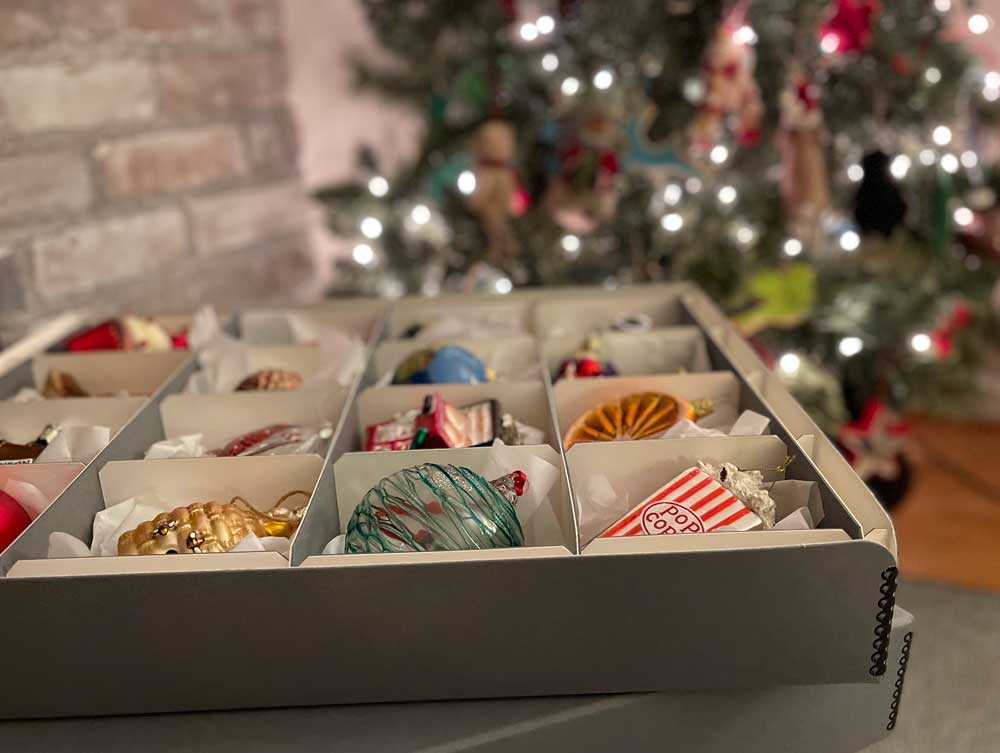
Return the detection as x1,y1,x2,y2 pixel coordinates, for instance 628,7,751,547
316,0,1000,439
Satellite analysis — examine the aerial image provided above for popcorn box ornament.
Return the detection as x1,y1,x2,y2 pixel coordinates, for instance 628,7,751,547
601,466,762,538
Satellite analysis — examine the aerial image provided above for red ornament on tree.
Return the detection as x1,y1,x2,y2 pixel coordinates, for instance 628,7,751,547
0,490,32,552
818,0,880,55
929,301,974,358
837,398,909,483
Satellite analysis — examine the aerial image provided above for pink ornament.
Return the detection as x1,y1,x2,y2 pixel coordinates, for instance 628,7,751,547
0,490,31,552
818,0,880,55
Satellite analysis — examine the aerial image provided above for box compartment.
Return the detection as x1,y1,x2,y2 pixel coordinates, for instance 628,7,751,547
238,300,386,345
542,326,710,379
374,334,542,383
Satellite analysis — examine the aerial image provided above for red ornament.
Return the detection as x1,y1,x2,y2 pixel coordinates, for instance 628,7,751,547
837,399,909,482
929,301,974,358
0,490,32,552
818,0,880,55
66,320,125,352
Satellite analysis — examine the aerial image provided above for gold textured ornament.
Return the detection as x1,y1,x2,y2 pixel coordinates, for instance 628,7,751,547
235,368,303,392
117,491,310,556
563,391,711,449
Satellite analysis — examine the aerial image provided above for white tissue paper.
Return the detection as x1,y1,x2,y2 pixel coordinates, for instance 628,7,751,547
661,409,771,439
185,309,365,393
34,425,111,464
47,491,292,559
144,434,206,460
578,474,630,546
2,479,50,519
11,387,43,403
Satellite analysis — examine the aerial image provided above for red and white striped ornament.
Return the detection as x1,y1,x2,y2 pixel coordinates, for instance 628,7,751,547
600,466,762,538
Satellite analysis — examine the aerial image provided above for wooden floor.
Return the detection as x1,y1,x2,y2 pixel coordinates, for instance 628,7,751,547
893,416,1000,592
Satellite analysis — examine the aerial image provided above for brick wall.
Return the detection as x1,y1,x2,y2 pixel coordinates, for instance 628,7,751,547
0,0,314,345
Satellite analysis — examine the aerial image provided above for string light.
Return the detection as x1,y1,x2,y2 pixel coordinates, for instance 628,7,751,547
820,32,840,54
457,170,477,194
961,150,979,168
968,14,991,35
367,176,389,197
593,68,614,90
932,125,952,146
783,238,803,257
839,230,860,251
924,67,942,85
919,148,936,166
838,337,864,357
890,154,911,180
734,223,756,246
733,25,757,45
685,176,702,194
561,76,581,96
663,183,683,205
986,71,1000,88
710,145,729,164
360,216,383,239
954,206,974,226
934,0,951,11
717,185,738,205
536,15,555,35
910,333,932,353
984,85,1000,102
541,53,559,72
519,22,539,41
661,213,684,232
494,276,513,294
410,204,431,225
778,353,801,376
847,164,864,182
561,234,581,257
352,243,375,266
940,153,959,173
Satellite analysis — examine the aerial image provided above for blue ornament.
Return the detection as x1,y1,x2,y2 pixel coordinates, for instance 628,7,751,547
393,346,488,385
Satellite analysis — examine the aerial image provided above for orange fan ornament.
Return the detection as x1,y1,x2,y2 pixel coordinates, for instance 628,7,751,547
563,392,711,449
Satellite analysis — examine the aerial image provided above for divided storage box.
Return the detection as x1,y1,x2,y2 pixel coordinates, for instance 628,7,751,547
0,285,907,724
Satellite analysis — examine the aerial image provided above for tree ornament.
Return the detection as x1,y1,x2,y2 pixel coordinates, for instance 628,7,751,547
393,345,489,385
837,398,911,509
66,316,176,353
687,0,763,158
778,70,830,245
469,120,524,262
929,301,974,358
563,392,711,449
733,263,817,336
235,369,304,392
555,336,618,381
853,150,907,238
344,464,527,553
116,491,310,556
0,490,32,552
817,0,880,55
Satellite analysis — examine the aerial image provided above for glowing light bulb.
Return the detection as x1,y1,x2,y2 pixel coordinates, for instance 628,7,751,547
352,243,375,266
457,170,477,194
663,183,683,205
367,175,389,197
360,216,383,239
494,276,513,294
718,185,738,205
961,150,978,168
925,67,942,84
932,125,952,146
410,204,431,225
890,155,911,180
984,85,1000,102
940,153,959,173
710,145,729,164
840,230,861,252
919,148,936,166
968,13,990,35
536,14,555,34
661,213,684,232
820,32,840,54
954,206,974,226
561,76,580,96
733,25,757,45
519,22,538,41
783,238,803,257
685,177,702,194
778,353,801,376
541,53,559,72
593,68,614,90
839,337,864,357
934,0,951,10
910,333,932,353
847,164,864,182
734,224,755,245
561,234,581,256
986,71,1000,89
